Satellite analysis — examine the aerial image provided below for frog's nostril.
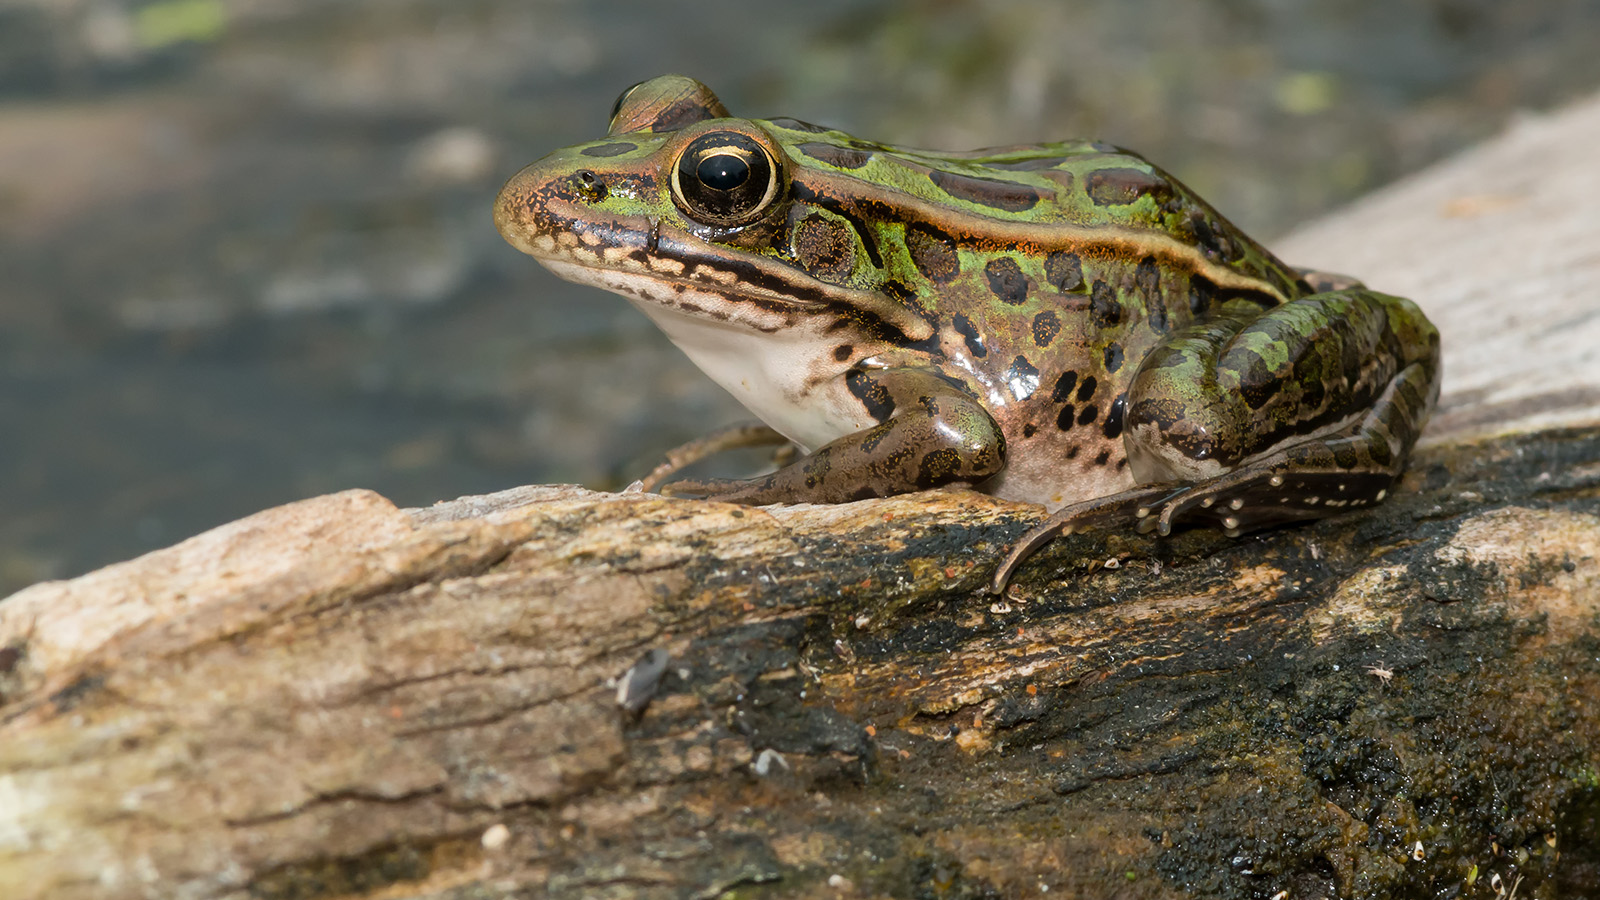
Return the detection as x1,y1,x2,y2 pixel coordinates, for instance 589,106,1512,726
575,169,607,201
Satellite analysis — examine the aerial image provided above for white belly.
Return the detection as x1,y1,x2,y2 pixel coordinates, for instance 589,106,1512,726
629,299,872,453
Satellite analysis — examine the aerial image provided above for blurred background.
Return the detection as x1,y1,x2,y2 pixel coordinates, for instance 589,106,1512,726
4,0,1600,594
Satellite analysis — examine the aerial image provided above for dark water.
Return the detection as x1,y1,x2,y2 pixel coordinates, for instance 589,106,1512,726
3,0,1600,593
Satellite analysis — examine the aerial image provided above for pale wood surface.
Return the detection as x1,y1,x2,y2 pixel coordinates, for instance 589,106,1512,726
4,95,1600,900
1278,92,1600,442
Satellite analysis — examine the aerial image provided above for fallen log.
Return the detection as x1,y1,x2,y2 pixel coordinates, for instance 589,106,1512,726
4,93,1600,900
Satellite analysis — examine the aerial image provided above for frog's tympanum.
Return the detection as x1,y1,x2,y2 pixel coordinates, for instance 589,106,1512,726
494,76,1440,592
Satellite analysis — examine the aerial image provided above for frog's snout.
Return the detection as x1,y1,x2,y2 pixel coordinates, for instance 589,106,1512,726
493,160,568,258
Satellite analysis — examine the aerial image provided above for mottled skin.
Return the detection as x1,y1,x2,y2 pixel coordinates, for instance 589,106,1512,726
494,75,1441,591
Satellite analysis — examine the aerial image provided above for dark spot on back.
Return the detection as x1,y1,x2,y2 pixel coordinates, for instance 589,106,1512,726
1135,256,1161,301
1077,404,1099,425
799,142,872,169
1086,167,1174,206
930,169,1041,212
1056,405,1076,431
952,314,987,358
1005,355,1040,402
1090,280,1122,328
792,213,856,283
581,141,637,157
834,344,853,362
1103,395,1126,439
1188,275,1217,315
846,370,895,423
1147,295,1169,333
1022,423,1038,438
1051,371,1078,402
1094,449,1112,466
1045,250,1085,293
905,222,960,284
1065,444,1081,459
1103,343,1124,373
1189,211,1239,261
984,257,1029,305
1135,256,1169,332
1032,311,1061,347
1076,375,1098,402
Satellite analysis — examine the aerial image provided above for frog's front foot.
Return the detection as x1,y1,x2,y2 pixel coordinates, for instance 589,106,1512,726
657,475,782,504
636,424,791,494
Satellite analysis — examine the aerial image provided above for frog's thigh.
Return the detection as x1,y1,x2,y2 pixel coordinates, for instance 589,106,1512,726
664,367,1004,505
1122,291,1439,531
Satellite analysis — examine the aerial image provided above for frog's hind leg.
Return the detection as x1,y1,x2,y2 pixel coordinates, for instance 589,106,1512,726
1142,356,1437,536
1125,289,1440,537
992,290,1437,594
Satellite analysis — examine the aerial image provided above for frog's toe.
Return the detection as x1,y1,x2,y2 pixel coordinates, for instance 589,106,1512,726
658,476,747,500
989,484,1180,594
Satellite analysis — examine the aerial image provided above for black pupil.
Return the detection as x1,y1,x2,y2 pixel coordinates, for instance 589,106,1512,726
697,154,750,191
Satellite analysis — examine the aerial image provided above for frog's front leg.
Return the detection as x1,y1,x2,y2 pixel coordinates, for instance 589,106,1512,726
991,290,1439,593
662,368,1005,504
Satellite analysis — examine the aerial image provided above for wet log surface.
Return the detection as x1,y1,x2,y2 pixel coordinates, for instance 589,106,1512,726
5,95,1600,900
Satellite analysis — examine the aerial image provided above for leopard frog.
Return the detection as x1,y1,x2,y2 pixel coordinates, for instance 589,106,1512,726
494,75,1440,591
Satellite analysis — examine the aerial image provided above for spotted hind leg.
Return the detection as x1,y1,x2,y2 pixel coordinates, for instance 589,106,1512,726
990,290,1439,593
1134,357,1437,537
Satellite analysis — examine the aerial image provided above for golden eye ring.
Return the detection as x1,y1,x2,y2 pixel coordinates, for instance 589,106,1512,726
670,131,780,228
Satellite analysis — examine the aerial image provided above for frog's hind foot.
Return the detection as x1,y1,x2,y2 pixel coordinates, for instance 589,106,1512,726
988,484,1184,595
988,463,1398,595
1138,463,1398,538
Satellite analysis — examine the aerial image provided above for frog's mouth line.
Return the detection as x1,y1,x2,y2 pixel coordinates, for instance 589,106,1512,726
539,258,804,335
527,212,937,344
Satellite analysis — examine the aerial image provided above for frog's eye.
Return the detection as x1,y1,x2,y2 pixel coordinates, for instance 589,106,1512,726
671,131,780,227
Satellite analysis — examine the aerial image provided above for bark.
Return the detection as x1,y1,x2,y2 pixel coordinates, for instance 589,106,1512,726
4,95,1600,900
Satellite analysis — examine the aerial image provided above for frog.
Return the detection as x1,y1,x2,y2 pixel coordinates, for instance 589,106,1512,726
494,75,1440,593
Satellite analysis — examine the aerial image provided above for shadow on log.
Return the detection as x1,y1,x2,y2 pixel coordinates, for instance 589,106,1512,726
2,424,1599,899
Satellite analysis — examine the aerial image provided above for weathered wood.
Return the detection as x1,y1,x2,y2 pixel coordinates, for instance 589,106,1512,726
4,95,1600,900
